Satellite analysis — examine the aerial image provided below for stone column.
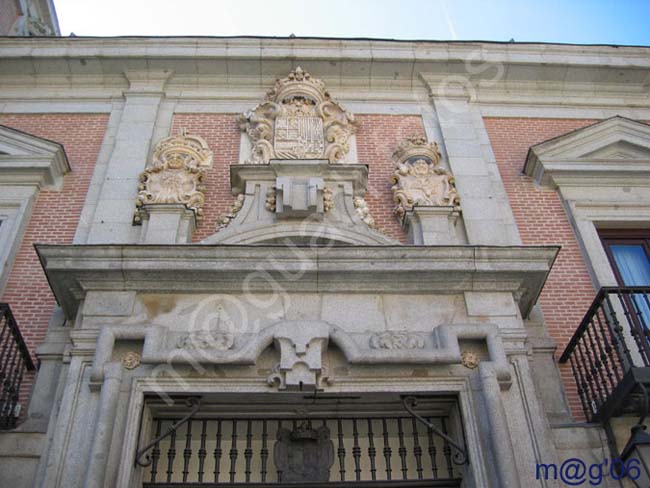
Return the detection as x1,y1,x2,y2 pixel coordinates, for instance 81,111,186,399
86,70,173,244
479,363,521,487
83,363,122,488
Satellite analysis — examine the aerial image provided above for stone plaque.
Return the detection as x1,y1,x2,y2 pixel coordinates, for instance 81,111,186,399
274,424,334,482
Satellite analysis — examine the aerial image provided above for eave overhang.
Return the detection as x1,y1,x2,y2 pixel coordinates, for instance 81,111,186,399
36,244,559,320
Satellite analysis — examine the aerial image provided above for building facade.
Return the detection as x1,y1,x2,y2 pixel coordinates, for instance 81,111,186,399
1,24,650,488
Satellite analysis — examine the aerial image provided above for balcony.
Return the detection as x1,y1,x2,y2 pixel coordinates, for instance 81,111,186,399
136,396,465,488
559,287,650,423
0,303,36,430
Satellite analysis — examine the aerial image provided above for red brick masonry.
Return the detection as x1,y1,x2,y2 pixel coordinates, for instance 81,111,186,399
0,113,108,404
484,117,600,418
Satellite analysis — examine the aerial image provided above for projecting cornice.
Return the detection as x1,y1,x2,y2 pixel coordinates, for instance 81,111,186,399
1,37,649,109
36,244,558,320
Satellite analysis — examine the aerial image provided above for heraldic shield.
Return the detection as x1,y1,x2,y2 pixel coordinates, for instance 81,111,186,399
274,423,335,482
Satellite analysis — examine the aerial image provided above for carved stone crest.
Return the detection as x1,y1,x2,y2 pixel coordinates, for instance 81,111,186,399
274,423,334,482
238,67,359,164
391,136,460,218
134,129,213,223
369,331,425,350
175,303,235,350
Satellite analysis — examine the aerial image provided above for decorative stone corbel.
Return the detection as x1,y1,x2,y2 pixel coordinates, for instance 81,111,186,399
134,129,213,243
267,321,329,391
391,136,461,245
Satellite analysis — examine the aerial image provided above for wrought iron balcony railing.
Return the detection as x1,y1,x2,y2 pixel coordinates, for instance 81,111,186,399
559,287,650,423
0,303,36,430
138,400,465,487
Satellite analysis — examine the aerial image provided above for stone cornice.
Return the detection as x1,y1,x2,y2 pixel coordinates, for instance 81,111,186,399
36,244,558,319
1,37,649,67
1,38,649,109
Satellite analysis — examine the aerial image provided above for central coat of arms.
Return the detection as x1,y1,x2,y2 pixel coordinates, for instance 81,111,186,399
238,67,358,164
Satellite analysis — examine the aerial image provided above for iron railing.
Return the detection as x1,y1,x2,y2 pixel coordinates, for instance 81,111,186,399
559,287,650,422
141,413,463,487
0,303,36,429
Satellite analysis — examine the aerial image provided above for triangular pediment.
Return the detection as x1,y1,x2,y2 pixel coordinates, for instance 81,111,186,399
524,116,650,187
580,140,650,160
0,124,70,188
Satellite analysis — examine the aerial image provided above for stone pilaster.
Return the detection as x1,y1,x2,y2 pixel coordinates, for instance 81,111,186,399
86,70,173,244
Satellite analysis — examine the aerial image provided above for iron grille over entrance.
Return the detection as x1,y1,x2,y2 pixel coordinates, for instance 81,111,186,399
139,395,464,487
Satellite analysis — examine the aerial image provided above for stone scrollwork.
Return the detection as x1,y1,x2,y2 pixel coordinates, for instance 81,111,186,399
134,129,213,223
217,194,245,229
237,67,359,164
353,196,376,228
369,331,425,350
391,136,460,218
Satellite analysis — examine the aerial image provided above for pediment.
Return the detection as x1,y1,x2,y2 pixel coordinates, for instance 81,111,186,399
524,116,650,187
580,140,650,160
0,124,70,188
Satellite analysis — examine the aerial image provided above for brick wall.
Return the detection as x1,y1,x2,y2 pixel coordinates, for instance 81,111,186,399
172,113,424,243
483,117,600,418
0,0,20,35
0,113,108,407
356,114,426,243
170,114,241,242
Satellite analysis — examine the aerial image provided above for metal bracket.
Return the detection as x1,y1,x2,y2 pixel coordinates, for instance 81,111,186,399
402,396,469,465
135,397,201,467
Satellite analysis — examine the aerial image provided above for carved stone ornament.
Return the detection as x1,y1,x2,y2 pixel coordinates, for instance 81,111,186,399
134,129,213,223
369,331,425,350
461,350,480,369
238,67,359,164
274,423,335,482
175,304,235,350
217,194,245,229
323,186,334,212
120,351,141,370
391,136,460,218
265,187,277,212
353,196,375,228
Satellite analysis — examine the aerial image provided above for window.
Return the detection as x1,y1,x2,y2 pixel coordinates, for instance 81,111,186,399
600,230,650,287
600,230,650,329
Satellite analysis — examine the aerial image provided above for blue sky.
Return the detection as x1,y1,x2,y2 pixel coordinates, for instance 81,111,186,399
55,0,650,46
